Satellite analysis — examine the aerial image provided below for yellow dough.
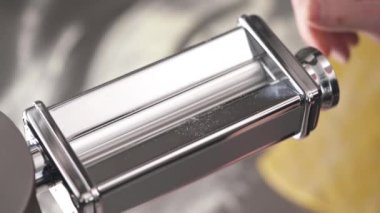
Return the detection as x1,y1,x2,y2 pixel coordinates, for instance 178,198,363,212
258,35,380,213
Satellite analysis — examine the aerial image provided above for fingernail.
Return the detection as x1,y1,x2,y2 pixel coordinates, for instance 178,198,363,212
320,45,331,57
352,35,359,46
349,34,360,47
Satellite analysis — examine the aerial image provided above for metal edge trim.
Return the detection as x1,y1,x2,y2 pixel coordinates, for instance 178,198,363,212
238,15,321,138
24,101,99,211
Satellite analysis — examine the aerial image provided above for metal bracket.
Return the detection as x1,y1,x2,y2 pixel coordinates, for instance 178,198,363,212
24,101,100,213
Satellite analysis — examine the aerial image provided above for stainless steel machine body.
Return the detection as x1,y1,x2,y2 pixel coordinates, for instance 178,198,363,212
18,15,339,212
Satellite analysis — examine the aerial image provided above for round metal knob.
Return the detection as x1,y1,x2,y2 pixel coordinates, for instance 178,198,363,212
296,47,340,110
0,112,40,213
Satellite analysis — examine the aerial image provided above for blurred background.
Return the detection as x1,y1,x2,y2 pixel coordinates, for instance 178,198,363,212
0,0,307,212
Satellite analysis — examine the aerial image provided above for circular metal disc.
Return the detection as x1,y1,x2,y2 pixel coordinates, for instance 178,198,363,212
0,112,40,212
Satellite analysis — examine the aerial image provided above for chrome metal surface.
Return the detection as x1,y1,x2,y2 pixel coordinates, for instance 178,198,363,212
296,47,339,109
36,182,78,213
32,25,276,184
48,28,261,141
238,15,321,139
96,82,301,194
24,102,99,212
69,61,266,167
23,15,340,213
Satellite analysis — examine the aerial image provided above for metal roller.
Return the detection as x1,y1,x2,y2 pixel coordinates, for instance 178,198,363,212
14,15,339,212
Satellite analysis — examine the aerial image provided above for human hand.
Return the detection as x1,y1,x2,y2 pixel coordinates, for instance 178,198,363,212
291,0,380,63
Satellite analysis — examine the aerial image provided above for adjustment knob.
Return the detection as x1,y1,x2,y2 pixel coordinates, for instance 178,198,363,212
296,47,340,110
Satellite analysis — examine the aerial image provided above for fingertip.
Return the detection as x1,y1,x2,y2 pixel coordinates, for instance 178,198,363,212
331,50,349,64
308,27,332,56
345,33,359,47
331,44,350,64
326,33,351,63
316,44,331,57
351,34,359,46
323,32,352,63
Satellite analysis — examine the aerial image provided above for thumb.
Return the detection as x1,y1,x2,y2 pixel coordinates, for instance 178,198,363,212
307,0,380,35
